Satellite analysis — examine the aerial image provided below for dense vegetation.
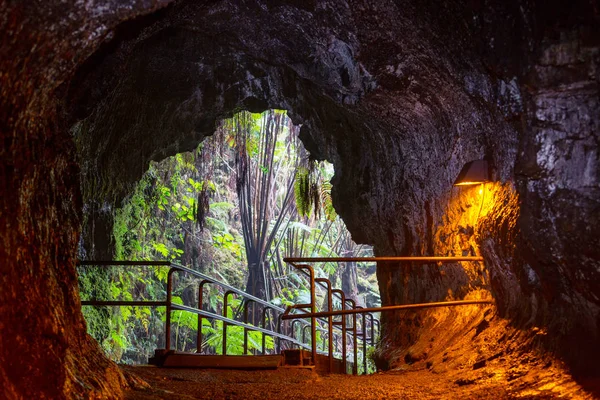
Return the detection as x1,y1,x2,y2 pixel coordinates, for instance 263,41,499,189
78,110,379,368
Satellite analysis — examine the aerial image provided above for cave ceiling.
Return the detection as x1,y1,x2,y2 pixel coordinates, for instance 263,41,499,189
1,0,598,397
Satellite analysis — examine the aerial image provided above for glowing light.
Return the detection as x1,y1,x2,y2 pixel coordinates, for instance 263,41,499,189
453,160,489,186
454,181,484,186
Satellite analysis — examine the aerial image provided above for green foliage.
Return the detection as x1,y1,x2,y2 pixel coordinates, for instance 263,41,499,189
294,163,336,221
294,167,312,217
78,266,111,343
204,320,275,355
80,109,378,366
361,346,378,375
212,231,242,258
168,296,199,331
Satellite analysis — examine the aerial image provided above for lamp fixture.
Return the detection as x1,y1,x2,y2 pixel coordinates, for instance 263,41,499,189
453,159,489,186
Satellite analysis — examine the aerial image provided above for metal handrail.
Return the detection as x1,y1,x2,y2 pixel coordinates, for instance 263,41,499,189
284,256,484,262
282,256,479,328
77,260,377,368
79,261,171,311
79,261,314,337
171,262,283,312
285,255,483,308
78,260,172,266
172,260,356,353
283,262,379,354
282,256,491,374
168,262,339,339
78,261,306,353
78,260,284,312
172,303,309,348
173,263,340,352
282,300,494,319
82,300,167,306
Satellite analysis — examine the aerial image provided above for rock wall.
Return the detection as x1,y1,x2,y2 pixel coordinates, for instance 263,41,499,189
0,1,173,398
515,23,600,373
71,0,600,374
1,0,598,397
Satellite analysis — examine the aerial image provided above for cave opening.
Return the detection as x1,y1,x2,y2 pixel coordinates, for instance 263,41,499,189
2,0,599,398
77,108,379,367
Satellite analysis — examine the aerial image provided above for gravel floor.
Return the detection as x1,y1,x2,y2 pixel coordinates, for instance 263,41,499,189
123,366,524,399
123,314,600,399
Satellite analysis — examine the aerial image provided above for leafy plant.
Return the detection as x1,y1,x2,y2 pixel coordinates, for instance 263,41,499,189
79,109,377,365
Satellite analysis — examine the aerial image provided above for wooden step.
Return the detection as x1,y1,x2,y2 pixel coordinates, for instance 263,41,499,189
281,349,312,367
149,349,352,374
150,351,282,369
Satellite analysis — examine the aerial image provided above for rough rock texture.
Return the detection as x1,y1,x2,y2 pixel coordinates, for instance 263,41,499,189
515,25,600,370
0,1,172,398
1,0,599,398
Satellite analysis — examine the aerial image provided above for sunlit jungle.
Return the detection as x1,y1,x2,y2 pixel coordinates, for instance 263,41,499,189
1,1,599,399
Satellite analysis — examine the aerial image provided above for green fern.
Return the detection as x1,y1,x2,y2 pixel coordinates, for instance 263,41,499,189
293,162,336,220
294,167,311,217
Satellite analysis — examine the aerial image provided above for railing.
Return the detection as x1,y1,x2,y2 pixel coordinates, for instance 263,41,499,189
281,256,495,374
79,257,491,374
77,260,380,374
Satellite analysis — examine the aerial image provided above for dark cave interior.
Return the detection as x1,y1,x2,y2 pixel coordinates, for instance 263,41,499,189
1,0,599,398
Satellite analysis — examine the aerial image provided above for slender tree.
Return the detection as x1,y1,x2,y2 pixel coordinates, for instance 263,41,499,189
229,110,300,300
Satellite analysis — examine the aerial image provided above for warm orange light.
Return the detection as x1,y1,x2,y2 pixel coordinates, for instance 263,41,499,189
454,181,485,186
454,160,489,186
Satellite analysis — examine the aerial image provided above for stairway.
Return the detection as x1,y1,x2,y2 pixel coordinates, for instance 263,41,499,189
149,349,351,374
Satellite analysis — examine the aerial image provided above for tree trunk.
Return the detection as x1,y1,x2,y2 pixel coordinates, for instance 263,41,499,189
342,261,363,306
245,260,269,326
245,261,268,300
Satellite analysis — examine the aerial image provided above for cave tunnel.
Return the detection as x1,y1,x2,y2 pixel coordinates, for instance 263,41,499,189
1,0,599,398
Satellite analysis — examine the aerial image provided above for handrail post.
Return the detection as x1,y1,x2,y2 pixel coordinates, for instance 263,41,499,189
165,268,175,351
243,299,253,355
284,256,484,263
222,290,235,355
316,278,334,373
196,279,211,353
346,299,358,375
262,307,272,355
292,264,317,365
332,289,347,374
302,325,310,343
276,313,283,353
308,266,317,366
357,307,367,374
291,320,300,348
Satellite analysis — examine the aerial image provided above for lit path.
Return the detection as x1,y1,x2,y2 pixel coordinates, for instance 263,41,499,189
124,366,504,399
122,364,593,399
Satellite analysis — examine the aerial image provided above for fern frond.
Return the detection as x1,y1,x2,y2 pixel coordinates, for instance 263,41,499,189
294,167,311,217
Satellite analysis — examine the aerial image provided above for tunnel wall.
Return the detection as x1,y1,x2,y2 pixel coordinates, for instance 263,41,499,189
70,0,599,374
1,0,598,397
0,1,173,398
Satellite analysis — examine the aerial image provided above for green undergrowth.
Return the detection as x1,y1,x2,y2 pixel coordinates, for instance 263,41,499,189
78,110,380,365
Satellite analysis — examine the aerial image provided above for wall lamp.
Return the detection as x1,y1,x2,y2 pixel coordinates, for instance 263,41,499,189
453,159,489,186
453,159,491,220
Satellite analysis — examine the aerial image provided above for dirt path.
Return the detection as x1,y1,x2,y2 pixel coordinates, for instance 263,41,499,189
123,365,593,399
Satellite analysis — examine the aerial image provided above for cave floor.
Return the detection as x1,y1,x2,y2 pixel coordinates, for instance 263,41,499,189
122,364,596,399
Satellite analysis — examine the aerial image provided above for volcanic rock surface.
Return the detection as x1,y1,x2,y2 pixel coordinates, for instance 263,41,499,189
1,0,598,398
